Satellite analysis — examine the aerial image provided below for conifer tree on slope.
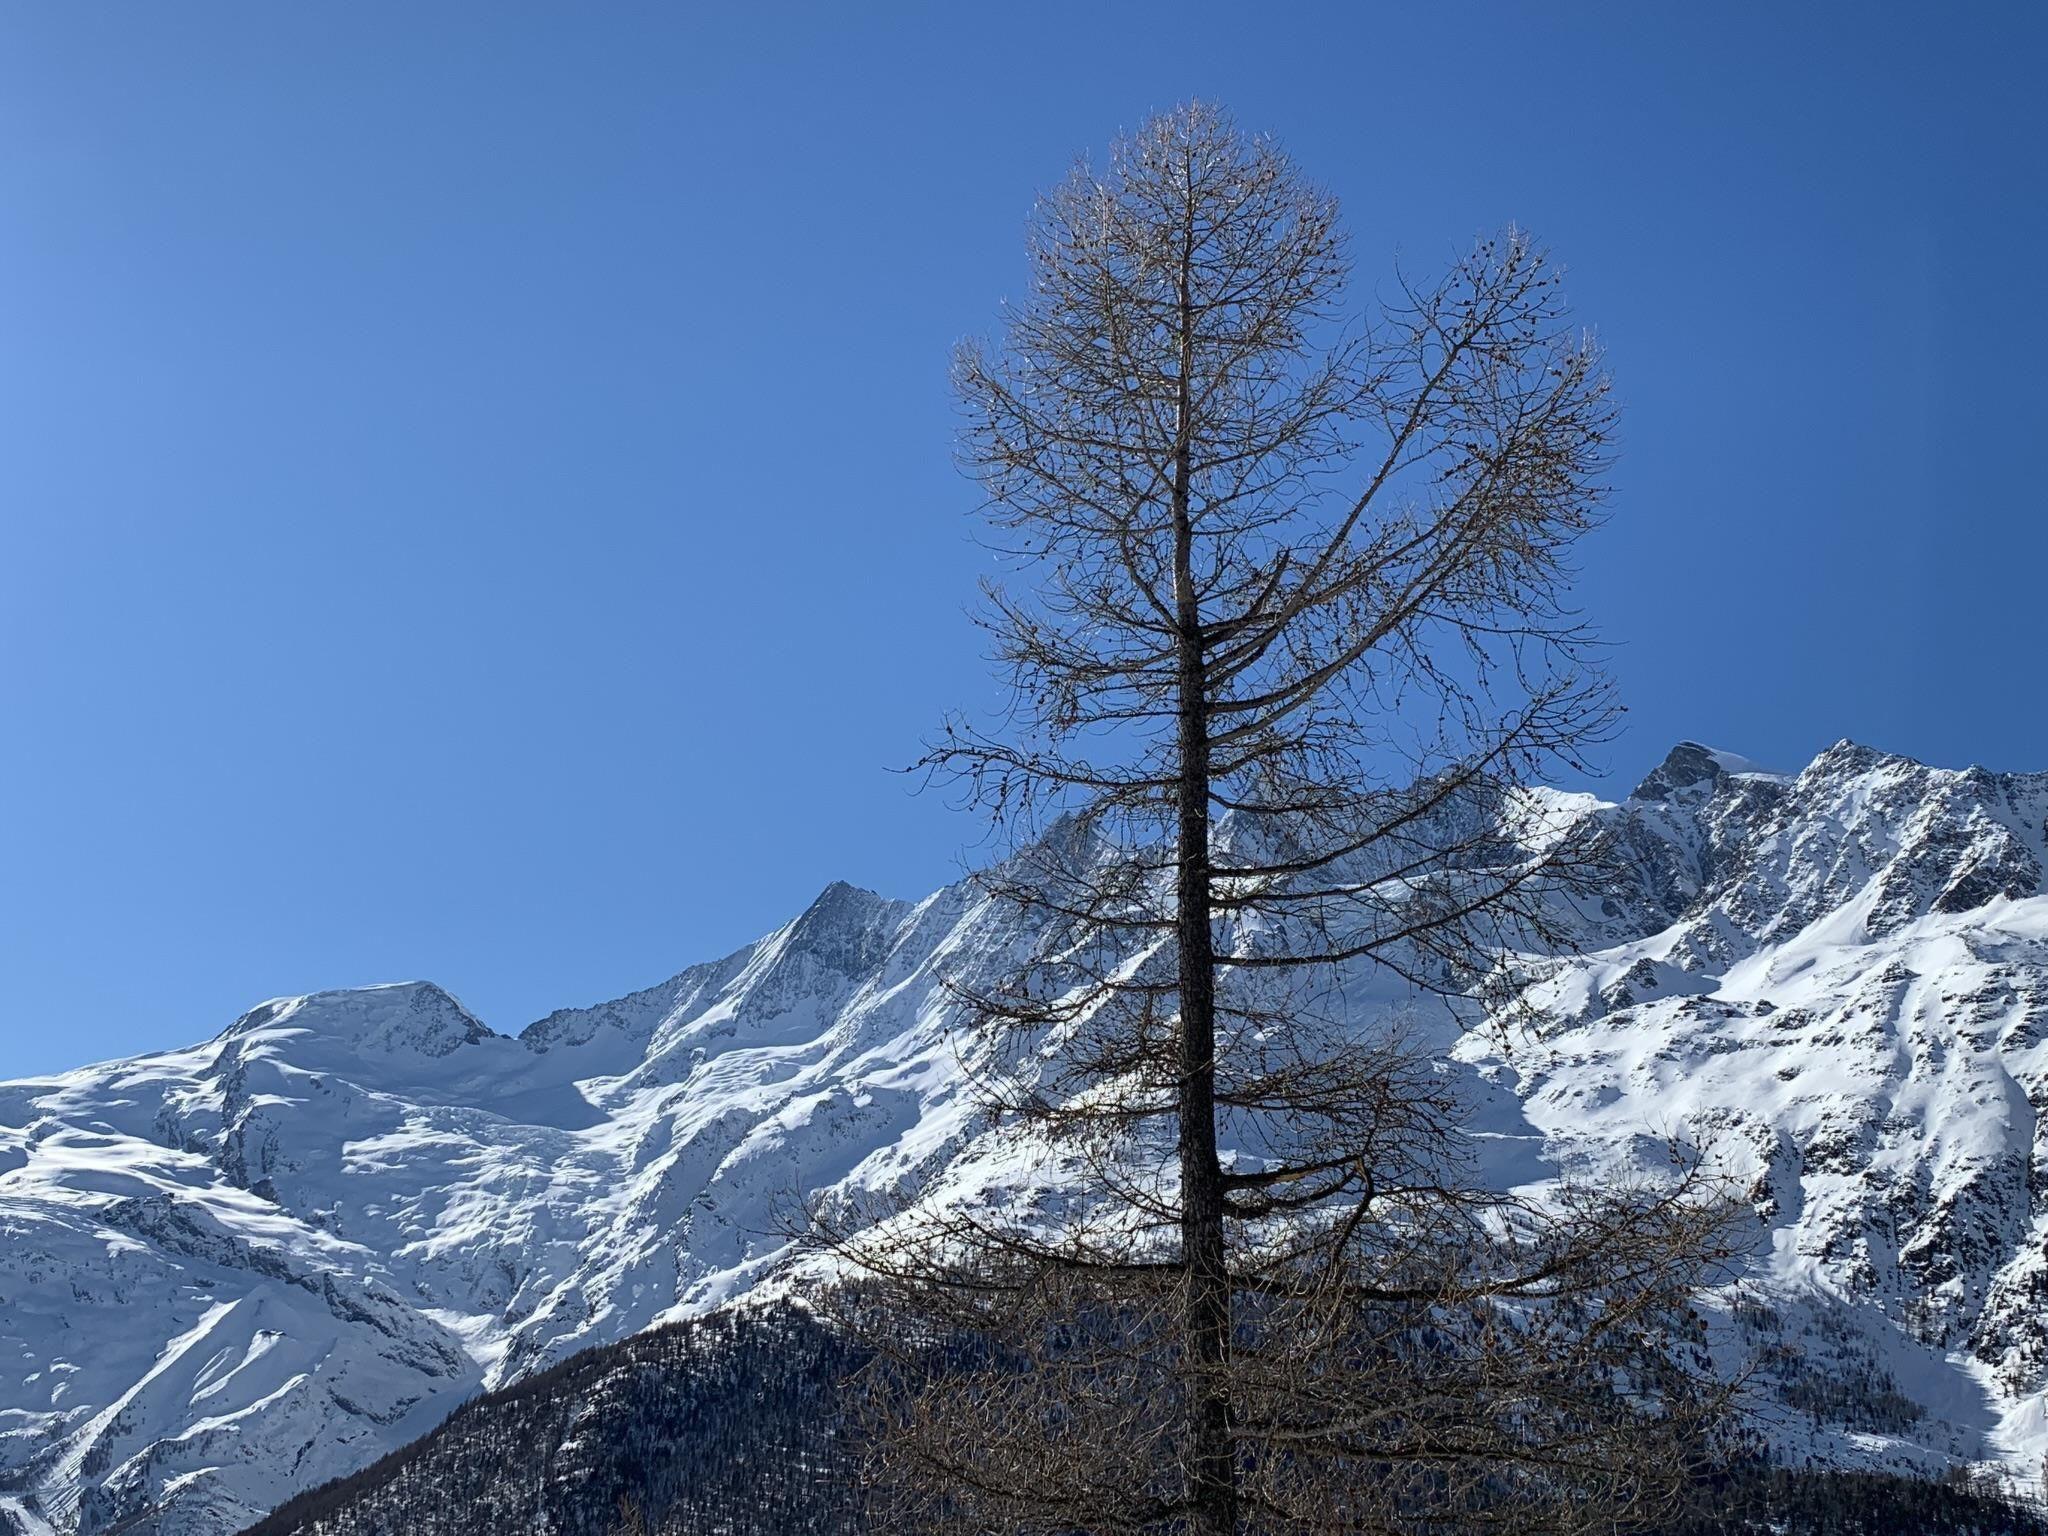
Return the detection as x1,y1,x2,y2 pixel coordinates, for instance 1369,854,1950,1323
820,103,1735,1536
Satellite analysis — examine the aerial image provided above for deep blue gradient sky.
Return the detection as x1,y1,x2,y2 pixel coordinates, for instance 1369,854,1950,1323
4,5,2043,1074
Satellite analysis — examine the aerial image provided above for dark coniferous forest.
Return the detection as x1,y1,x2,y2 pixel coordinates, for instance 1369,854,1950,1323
233,1304,2046,1536
239,1308,865,1536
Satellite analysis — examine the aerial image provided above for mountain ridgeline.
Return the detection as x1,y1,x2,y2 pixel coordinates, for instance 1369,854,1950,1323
5,739,2048,1533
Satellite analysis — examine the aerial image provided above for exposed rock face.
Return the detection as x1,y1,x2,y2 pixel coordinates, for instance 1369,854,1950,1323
5,739,2048,1533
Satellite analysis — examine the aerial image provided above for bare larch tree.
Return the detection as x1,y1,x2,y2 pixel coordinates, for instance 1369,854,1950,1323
815,102,1736,1536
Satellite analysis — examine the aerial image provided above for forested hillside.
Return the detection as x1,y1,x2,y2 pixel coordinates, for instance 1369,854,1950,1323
232,1303,2048,1536
239,1308,864,1536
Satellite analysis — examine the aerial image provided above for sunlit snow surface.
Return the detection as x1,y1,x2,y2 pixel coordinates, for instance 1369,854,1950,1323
6,740,2048,1532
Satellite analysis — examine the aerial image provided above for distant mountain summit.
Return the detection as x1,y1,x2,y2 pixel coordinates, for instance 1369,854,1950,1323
6,740,2048,1535
1627,739,1785,801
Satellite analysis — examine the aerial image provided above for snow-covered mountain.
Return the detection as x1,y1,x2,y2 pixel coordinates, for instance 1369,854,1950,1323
6,739,2048,1535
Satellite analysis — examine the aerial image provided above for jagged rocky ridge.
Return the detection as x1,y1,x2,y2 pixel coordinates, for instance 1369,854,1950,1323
4,739,2048,1534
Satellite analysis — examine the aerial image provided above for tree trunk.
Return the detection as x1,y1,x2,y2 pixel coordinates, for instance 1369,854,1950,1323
1172,242,1236,1535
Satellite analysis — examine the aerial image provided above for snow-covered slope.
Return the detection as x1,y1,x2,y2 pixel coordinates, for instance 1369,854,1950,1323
5,740,2048,1533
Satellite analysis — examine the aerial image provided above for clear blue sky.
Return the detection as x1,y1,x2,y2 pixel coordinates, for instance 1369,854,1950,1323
3,4,2042,1075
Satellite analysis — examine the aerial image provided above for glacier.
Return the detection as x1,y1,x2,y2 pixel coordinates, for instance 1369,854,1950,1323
5,739,2048,1533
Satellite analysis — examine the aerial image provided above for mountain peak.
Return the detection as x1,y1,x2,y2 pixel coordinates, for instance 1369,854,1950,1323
1810,737,1890,775
1629,741,1785,802
789,879,902,937
806,878,886,910
778,879,913,980
215,981,495,1058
